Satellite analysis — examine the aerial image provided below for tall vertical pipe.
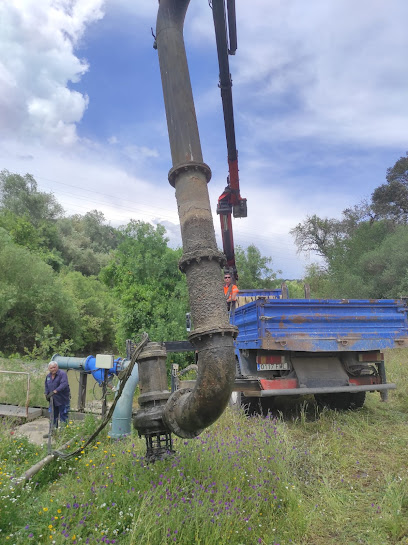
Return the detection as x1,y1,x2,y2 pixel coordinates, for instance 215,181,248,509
154,0,237,438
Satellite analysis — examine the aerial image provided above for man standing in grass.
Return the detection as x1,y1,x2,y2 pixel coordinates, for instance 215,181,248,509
44,361,70,435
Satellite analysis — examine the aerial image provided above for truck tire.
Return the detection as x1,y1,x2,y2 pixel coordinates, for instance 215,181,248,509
349,391,366,409
314,391,366,410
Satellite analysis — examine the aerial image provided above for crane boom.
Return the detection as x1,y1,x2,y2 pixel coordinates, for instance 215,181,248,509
211,0,246,280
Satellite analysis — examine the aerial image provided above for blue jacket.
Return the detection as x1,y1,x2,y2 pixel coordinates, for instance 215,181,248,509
44,369,71,406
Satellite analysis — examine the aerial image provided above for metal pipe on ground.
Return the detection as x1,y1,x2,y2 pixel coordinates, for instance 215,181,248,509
14,437,75,486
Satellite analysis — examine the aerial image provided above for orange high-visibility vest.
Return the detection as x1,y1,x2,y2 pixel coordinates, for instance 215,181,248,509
224,284,239,302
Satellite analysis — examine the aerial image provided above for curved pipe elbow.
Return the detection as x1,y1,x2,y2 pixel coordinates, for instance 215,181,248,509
110,359,139,439
164,329,236,438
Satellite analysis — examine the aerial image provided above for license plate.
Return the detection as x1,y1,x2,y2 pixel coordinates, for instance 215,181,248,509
257,363,289,371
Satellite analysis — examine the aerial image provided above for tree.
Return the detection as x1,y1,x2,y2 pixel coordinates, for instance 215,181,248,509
290,214,345,260
300,221,403,299
100,221,189,347
291,153,408,299
0,170,63,224
56,211,120,275
371,152,408,222
302,263,332,298
60,271,117,352
0,171,67,270
234,244,280,289
0,228,80,354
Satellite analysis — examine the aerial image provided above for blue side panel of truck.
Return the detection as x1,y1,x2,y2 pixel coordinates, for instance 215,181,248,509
232,298,408,352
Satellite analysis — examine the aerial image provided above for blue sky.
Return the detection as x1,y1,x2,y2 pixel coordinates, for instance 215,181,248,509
1,1,407,278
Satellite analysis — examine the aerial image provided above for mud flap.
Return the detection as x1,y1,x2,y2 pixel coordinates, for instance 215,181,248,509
291,356,349,389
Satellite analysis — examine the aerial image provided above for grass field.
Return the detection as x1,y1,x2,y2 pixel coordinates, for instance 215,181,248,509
1,349,408,545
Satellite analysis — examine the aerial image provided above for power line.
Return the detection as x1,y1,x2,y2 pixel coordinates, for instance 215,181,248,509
32,172,311,268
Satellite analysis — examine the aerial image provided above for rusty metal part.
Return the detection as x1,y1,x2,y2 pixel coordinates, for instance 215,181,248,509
133,342,174,461
0,370,31,418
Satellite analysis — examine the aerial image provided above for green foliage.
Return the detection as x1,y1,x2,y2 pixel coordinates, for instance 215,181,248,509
101,220,189,347
0,209,42,249
284,279,306,298
0,169,63,224
303,263,333,298
292,153,408,298
301,222,408,299
23,325,74,360
56,210,120,276
290,214,345,259
372,151,408,222
0,206,65,271
60,271,117,352
0,227,80,354
235,244,281,289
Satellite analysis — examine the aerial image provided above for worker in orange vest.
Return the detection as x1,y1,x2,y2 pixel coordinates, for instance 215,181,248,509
223,272,239,310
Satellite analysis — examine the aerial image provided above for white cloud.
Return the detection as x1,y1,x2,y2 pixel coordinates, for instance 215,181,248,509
123,145,159,162
0,0,104,144
230,0,408,149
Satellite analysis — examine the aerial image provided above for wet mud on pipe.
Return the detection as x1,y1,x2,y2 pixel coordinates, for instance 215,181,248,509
143,0,238,438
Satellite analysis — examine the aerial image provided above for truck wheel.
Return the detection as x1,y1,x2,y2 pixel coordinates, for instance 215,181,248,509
314,391,366,411
349,391,366,409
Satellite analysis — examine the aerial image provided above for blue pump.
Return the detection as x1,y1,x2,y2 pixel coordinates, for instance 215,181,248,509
51,354,136,439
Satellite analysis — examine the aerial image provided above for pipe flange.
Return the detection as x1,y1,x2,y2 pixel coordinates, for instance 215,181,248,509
163,388,204,439
138,391,171,405
178,248,226,273
168,161,212,187
133,404,166,435
138,342,167,362
188,325,238,344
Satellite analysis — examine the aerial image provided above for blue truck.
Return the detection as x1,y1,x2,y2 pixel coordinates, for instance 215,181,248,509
229,289,408,412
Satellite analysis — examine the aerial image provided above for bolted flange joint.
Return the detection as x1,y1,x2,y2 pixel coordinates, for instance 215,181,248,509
162,387,201,439
168,161,212,188
178,248,226,274
188,325,238,345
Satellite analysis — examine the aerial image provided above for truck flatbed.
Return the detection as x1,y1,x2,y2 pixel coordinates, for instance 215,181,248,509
232,298,408,352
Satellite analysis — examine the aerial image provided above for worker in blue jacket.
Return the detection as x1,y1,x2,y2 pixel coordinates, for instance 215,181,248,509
44,361,71,431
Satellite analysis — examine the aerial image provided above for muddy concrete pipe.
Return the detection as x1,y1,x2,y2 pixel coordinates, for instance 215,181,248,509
154,0,237,438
